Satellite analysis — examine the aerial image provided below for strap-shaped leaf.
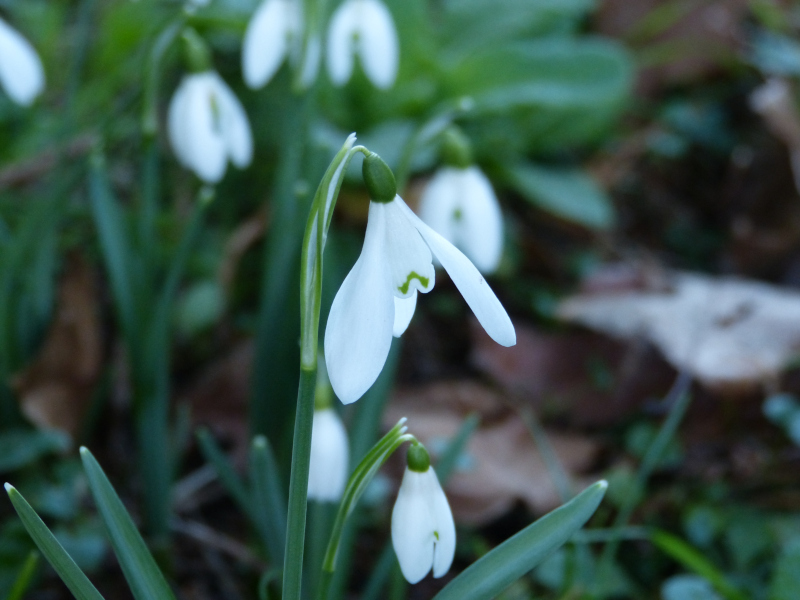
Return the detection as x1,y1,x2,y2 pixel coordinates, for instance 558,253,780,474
5,484,104,600
433,480,608,600
79,447,176,600
250,435,287,564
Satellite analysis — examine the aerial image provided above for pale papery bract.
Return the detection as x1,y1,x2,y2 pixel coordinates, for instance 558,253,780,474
391,467,456,584
167,71,253,183
324,195,515,404
0,17,44,107
419,166,504,274
326,0,399,90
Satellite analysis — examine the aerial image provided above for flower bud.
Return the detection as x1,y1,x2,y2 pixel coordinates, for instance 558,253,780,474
362,152,397,203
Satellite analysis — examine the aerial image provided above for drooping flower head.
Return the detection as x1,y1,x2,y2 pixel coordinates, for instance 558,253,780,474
242,0,306,89
324,153,515,404
326,0,399,90
0,16,44,106
391,442,455,584
168,30,253,183
419,129,504,274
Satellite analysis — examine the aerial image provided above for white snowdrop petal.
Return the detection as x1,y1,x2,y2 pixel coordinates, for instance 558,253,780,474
398,197,516,347
393,292,417,338
209,73,253,168
392,470,436,584
325,203,394,404
426,470,456,578
167,79,192,169
326,0,359,86
456,167,504,274
418,168,461,247
297,33,321,90
356,0,399,89
382,199,435,299
242,0,291,89
308,409,350,501
182,74,227,183
0,17,44,106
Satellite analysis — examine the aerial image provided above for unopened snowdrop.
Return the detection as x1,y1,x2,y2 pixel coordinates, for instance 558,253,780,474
308,368,349,501
168,31,253,183
324,153,515,404
326,0,398,89
242,0,305,89
419,130,504,274
392,442,455,584
0,17,44,106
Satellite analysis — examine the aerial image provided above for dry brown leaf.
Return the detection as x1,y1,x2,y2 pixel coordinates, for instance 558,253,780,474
386,382,599,525
13,255,102,439
558,269,800,393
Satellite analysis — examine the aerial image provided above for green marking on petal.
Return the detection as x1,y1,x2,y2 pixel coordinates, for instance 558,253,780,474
434,531,440,541
398,271,430,295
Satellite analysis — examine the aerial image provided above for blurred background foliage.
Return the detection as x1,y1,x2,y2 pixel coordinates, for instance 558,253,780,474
1,0,800,598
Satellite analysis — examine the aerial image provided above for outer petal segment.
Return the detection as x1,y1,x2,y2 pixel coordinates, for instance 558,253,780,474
455,166,503,274
397,197,516,347
308,409,349,501
326,0,359,86
324,204,394,403
0,17,44,106
392,469,436,584
357,0,399,89
242,0,296,89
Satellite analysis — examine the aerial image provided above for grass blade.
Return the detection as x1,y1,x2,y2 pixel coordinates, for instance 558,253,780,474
79,447,176,600
433,480,608,600
250,435,287,564
5,484,105,600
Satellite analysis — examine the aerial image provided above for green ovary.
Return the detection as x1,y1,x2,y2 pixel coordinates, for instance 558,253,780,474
397,271,430,294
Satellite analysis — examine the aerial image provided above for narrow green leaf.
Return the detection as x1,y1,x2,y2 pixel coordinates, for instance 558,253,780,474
250,435,287,564
433,480,608,600
79,447,176,600
0,429,69,473
651,530,747,600
8,551,40,600
436,413,480,485
505,162,615,229
196,428,251,512
88,152,137,347
5,484,105,600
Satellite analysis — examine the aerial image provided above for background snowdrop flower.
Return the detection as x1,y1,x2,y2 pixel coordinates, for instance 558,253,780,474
0,17,45,107
391,443,455,584
326,0,399,90
308,408,349,501
324,153,515,404
419,165,504,274
242,0,303,89
168,71,253,183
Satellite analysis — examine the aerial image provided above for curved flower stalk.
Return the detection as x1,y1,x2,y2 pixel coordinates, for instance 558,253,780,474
392,443,455,583
324,153,516,404
242,0,305,89
326,0,399,90
0,16,44,106
167,71,253,183
419,166,504,274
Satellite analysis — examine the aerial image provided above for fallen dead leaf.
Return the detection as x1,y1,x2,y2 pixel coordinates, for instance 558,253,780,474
558,267,800,393
13,255,102,439
386,382,599,525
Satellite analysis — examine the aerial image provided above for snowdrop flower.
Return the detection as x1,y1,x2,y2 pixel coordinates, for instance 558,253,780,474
0,17,44,106
392,443,455,584
242,0,304,89
326,0,399,90
308,408,349,501
324,153,515,404
168,71,253,183
419,166,504,274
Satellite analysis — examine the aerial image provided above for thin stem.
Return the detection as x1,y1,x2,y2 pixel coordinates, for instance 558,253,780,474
282,366,318,600
599,371,693,570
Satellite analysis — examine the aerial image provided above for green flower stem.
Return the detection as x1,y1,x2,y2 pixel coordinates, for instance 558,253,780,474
282,366,318,600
